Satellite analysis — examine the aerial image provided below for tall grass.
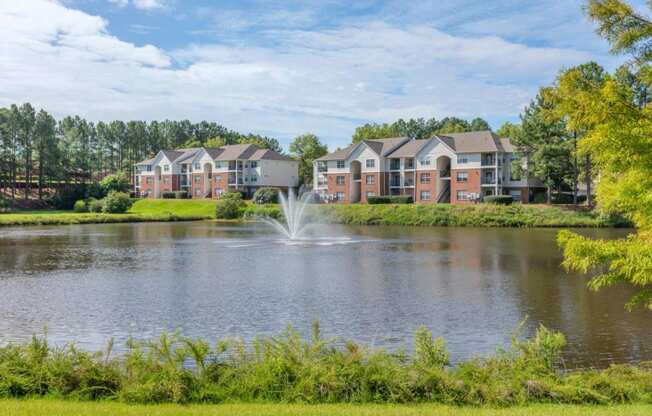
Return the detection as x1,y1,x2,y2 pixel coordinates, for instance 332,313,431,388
1,324,651,406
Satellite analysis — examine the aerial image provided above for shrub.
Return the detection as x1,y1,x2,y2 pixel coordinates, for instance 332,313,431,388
100,173,131,196
215,191,246,219
51,185,88,210
533,193,547,204
484,195,514,205
174,191,189,199
102,192,132,214
88,198,104,213
368,195,413,204
0,197,10,213
253,187,279,204
73,199,88,213
162,192,176,199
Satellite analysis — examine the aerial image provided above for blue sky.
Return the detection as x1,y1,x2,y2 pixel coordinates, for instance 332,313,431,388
1,0,646,150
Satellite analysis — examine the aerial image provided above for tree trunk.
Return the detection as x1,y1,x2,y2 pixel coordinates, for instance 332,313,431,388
573,132,578,205
585,154,593,208
546,185,552,204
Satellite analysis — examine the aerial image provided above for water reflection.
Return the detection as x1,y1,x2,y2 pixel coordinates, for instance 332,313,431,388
0,222,645,368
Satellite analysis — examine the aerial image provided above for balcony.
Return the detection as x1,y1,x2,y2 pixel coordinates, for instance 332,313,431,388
390,159,401,171
317,163,328,173
404,159,415,170
228,162,244,172
439,169,451,179
353,173,361,181
481,155,496,166
403,179,415,187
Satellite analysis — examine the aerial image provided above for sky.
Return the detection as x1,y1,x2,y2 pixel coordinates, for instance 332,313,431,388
0,0,646,150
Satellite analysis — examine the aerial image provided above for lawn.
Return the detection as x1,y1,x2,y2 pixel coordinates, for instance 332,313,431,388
3,400,651,416
128,198,217,218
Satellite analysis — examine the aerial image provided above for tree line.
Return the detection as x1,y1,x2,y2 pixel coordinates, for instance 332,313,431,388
352,117,491,142
0,103,282,201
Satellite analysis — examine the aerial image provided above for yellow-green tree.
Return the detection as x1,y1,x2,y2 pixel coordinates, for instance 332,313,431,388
558,0,652,309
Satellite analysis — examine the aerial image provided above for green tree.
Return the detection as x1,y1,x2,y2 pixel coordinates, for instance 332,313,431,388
496,122,522,138
289,133,328,185
352,123,400,143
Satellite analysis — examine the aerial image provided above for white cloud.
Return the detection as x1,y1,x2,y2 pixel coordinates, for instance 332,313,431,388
0,0,612,149
133,0,166,10
107,0,128,8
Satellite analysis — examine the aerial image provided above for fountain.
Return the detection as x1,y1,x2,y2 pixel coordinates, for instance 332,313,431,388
258,188,314,239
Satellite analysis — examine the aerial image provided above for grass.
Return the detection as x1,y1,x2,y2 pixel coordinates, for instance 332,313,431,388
2,325,652,407
0,199,631,228
3,399,652,416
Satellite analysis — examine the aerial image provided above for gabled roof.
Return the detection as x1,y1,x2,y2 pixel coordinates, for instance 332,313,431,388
499,137,515,153
434,131,503,153
174,149,202,164
315,143,360,161
213,144,258,161
316,137,409,161
135,157,156,165
250,148,295,161
161,150,185,162
385,138,432,158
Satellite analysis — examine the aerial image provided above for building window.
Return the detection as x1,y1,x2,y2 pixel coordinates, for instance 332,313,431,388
366,192,376,198
456,172,468,182
421,158,431,166
366,175,375,185
195,188,201,196
457,156,468,164
194,163,201,170
214,175,221,182
163,165,170,172
336,175,345,185
163,177,169,184
215,162,222,169
251,175,258,183
420,191,431,200
336,192,345,201
420,173,431,184
336,160,345,169
457,190,469,201
509,190,522,201
390,159,401,170
250,161,258,168
146,177,153,184
366,159,375,168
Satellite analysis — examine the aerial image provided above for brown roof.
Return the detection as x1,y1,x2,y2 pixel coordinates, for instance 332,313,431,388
249,148,295,161
499,137,515,152
385,138,432,158
161,150,185,162
435,131,503,153
136,157,156,165
316,137,409,161
316,143,359,161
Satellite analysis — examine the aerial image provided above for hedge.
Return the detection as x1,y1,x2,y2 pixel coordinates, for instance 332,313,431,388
368,195,413,204
484,195,514,205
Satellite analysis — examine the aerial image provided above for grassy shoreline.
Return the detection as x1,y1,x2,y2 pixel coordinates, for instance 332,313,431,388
0,199,631,228
3,400,651,416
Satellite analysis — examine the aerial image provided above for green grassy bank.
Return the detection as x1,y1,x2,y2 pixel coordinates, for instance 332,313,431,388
3,400,651,416
0,199,630,228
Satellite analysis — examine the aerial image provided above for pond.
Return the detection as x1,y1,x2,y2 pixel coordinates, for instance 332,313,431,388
0,222,648,368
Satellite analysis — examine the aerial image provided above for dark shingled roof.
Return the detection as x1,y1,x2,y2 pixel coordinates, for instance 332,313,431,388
385,138,432,158
434,131,503,153
316,137,409,161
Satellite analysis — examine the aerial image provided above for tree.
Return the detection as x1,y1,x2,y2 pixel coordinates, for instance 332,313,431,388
289,133,328,185
512,93,573,204
100,173,130,195
556,0,652,310
496,122,522,138
352,123,400,143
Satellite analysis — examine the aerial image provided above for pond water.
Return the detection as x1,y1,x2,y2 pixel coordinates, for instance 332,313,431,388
0,222,648,368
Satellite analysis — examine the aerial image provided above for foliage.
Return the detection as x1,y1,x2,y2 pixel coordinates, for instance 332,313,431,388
352,117,492,143
215,192,246,219
253,188,279,204
162,192,176,199
73,200,88,213
368,195,413,204
554,0,652,309
496,122,523,138
1,325,652,407
174,191,189,199
289,134,327,185
102,192,132,214
88,198,104,213
484,196,514,205
100,173,130,196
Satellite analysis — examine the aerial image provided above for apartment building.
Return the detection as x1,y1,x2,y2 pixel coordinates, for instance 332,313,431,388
134,144,299,199
313,131,543,204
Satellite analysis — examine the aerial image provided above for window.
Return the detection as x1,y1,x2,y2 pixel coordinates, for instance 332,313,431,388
146,177,153,184
251,175,258,183
457,155,468,164
194,163,201,170
336,160,345,169
195,188,201,196
366,159,375,168
420,173,431,184
214,162,223,169
194,176,201,183
457,191,469,201
456,172,468,182
336,192,345,201
336,175,345,185
390,159,401,170
250,161,258,168
163,165,170,172
405,158,415,169
214,175,221,182
509,190,522,201
421,158,431,166
366,175,376,185
366,192,376,198
420,191,431,201
163,177,169,184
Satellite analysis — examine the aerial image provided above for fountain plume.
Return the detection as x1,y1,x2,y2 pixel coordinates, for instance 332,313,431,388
259,189,313,239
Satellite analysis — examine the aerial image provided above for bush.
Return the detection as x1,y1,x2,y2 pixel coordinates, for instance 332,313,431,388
368,195,413,204
533,193,547,204
253,187,279,204
88,198,104,213
162,192,176,199
484,195,514,205
215,191,246,219
73,199,88,213
100,173,131,196
0,198,10,213
174,191,189,199
102,192,132,214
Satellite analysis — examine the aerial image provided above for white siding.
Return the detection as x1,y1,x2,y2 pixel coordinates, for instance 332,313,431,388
349,144,380,172
258,160,299,187
415,141,457,171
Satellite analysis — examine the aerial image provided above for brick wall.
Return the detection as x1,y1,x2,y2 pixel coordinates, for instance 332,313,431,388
450,168,481,204
191,173,204,198
415,170,438,203
137,175,155,198
212,173,229,199
327,173,350,203
360,173,380,203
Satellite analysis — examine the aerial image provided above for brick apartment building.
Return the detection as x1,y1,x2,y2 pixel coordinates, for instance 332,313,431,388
134,144,299,199
313,131,544,204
